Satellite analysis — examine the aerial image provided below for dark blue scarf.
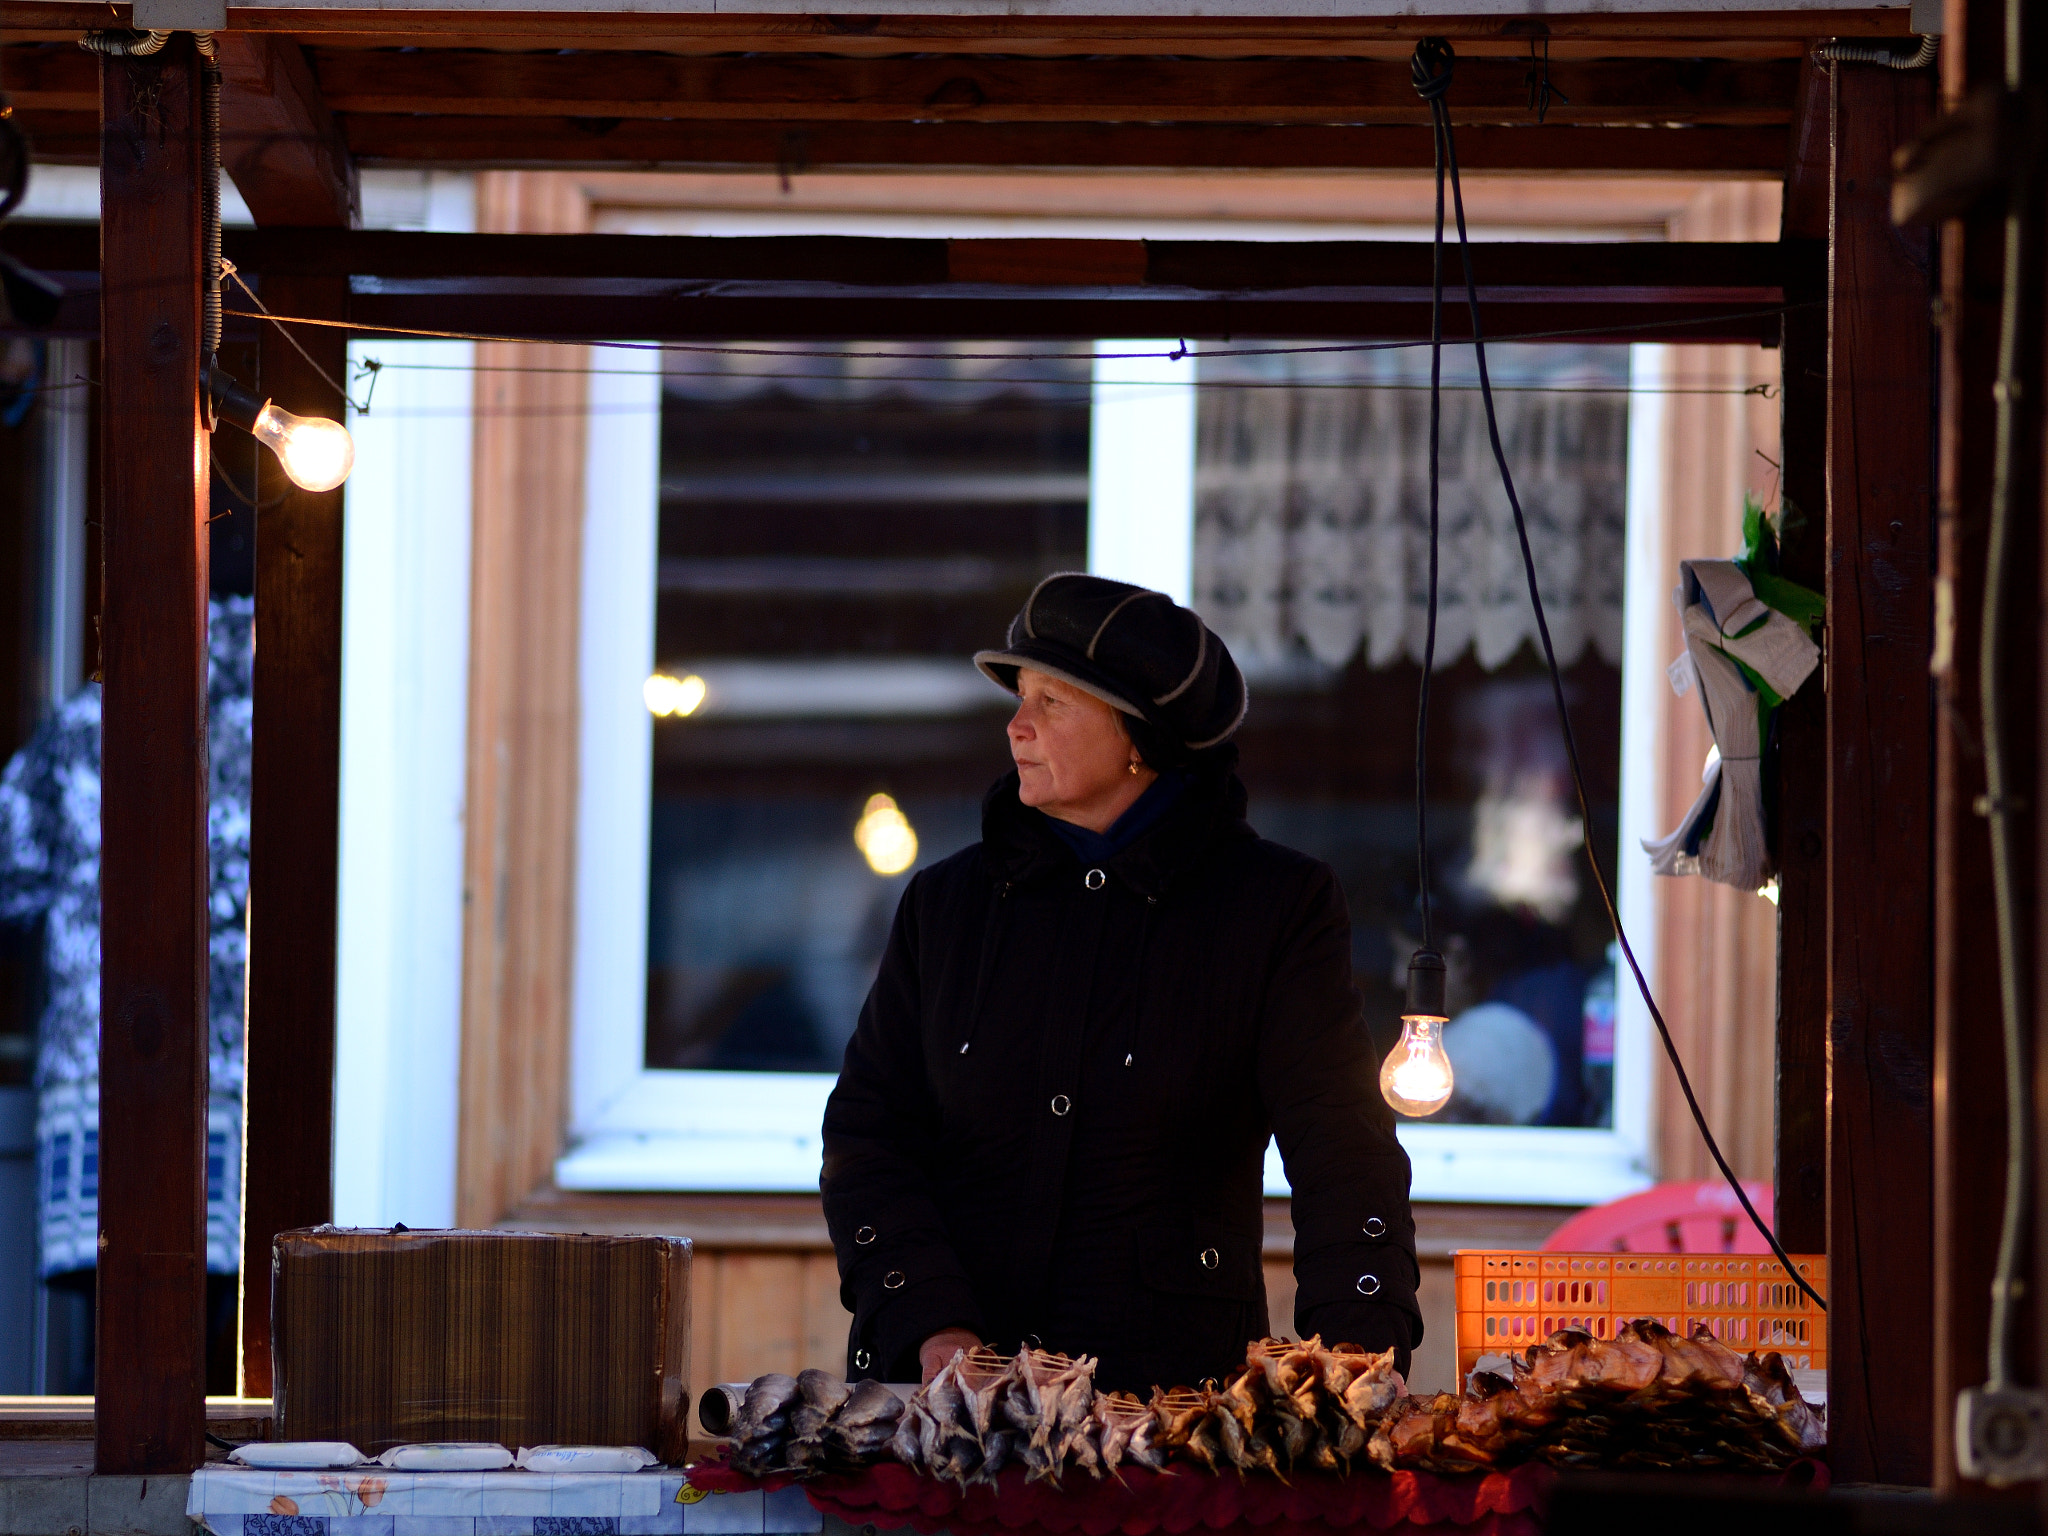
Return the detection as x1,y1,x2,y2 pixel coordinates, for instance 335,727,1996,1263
1039,770,1190,865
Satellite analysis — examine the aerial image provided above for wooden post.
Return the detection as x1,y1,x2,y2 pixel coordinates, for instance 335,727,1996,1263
1773,293,1827,1256
1825,57,1938,1486
96,33,211,1474
1933,0,2043,1497
240,273,349,1398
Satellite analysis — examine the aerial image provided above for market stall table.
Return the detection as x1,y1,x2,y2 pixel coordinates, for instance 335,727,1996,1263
185,1466,821,1536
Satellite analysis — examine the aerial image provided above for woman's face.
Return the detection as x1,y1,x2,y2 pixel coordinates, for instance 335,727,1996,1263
1007,668,1144,823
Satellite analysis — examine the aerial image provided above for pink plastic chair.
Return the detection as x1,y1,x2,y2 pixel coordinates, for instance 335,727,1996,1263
1540,1179,1776,1255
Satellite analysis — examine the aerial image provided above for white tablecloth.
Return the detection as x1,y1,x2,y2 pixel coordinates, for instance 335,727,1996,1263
185,1467,822,1536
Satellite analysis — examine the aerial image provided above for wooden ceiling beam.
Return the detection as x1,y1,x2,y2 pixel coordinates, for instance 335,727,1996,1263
336,117,1790,174
10,42,1799,126
0,223,1819,342
9,105,1790,176
0,219,1812,287
215,34,359,226
298,50,1798,127
0,2,1909,53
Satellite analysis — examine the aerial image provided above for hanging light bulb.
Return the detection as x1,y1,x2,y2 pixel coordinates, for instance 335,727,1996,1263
853,793,918,876
207,365,355,492
1381,949,1454,1117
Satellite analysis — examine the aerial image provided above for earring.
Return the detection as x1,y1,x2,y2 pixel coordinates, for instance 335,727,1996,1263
1128,757,1142,775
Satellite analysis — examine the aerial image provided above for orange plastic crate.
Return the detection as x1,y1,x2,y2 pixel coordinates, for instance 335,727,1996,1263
1453,1250,1827,1378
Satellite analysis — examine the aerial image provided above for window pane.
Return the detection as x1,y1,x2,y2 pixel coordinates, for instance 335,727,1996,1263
647,344,1089,1073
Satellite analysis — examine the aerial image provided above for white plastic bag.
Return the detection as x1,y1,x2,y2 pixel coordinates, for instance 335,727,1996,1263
515,1445,659,1473
377,1443,515,1471
230,1442,368,1469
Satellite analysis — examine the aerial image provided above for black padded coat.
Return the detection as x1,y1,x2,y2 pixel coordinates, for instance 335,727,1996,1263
820,763,1422,1395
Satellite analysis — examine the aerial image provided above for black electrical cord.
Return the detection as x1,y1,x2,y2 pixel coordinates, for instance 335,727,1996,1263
1412,39,1451,956
1412,38,1826,1314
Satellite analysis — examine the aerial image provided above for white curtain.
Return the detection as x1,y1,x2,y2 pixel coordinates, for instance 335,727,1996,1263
1192,346,1629,673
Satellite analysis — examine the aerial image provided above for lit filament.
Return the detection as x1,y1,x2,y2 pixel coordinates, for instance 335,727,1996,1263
1380,1014,1454,1116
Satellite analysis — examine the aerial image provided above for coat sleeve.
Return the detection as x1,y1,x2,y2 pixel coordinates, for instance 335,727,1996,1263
821,872,987,1380
1257,861,1424,1365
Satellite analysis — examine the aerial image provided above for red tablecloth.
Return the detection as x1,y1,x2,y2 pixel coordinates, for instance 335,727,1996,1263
687,1454,1827,1536
691,1457,1551,1534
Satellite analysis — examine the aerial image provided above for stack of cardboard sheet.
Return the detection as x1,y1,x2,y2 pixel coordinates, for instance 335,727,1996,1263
272,1228,692,1463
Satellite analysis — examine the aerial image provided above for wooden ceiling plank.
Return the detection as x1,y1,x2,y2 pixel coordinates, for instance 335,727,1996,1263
332,116,1790,175
302,50,1797,127
215,33,360,226
1,3,1909,55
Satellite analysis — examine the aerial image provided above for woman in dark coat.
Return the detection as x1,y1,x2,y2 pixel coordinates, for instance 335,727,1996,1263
821,574,1421,1394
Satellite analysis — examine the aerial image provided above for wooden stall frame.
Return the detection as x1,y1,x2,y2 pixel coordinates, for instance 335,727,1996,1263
94,32,213,1476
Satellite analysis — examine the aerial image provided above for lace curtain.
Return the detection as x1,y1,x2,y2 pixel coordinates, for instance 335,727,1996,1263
1192,345,1629,673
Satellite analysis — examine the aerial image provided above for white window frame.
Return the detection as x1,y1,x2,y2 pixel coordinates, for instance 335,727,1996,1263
555,343,1663,1208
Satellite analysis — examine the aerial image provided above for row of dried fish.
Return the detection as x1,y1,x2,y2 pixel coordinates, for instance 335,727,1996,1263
893,1347,1141,1487
722,1337,1403,1485
1149,1336,1407,1477
726,1369,906,1477
1371,1319,1826,1475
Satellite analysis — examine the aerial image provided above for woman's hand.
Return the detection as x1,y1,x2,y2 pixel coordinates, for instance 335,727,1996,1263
919,1327,982,1383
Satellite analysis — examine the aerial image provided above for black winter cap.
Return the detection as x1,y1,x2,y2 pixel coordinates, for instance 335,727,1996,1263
975,572,1249,752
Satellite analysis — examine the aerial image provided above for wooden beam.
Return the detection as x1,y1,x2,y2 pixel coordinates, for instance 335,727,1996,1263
239,272,348,1398
0,224,1811,343
1773,294,1826,1256
1781,51,1830,242
95,31,210,1476
215,34,359,227
298,50,1797,127
334,117,1791,175
0,1,1917,53
1931,0,2041,1499
1825,55,1937,1488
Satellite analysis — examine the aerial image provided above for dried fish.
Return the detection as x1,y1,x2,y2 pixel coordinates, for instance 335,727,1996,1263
729,1373,801,1476
784,1369,855,1471
829,1379,906,1465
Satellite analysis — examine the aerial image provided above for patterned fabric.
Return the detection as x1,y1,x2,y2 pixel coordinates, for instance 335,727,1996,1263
1192,345,1629,674
0,598,252,1275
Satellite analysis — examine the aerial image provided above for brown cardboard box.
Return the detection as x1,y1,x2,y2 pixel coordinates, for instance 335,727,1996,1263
273,1228,691,1461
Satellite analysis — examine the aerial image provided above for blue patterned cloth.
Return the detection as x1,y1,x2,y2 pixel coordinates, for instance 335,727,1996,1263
0,598,252,1276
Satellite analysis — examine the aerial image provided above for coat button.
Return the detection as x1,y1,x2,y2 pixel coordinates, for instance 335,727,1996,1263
1363,1217,1387,1238
855,1226,876,1245
854,1348,872,1370
1051,1094,1072,1116
884,1270,906,1290
1357,1274,1382,1296
1084,868,1107,890
1199,1248,1219,1270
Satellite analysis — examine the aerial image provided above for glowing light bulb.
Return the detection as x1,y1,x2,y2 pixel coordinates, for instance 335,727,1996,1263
1381,949,1454,1117
1380,1014,1454,1116
854,793,918,876
252,401,354,492
644,672,707,718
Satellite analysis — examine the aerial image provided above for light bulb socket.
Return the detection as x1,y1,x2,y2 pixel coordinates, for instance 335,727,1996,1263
1405,948,1447,1019
206,363,266,436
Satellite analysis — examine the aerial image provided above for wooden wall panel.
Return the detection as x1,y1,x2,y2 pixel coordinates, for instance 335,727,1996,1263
1648,182,1787,1185
457,172,593,1227
502,1194,1563,1403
